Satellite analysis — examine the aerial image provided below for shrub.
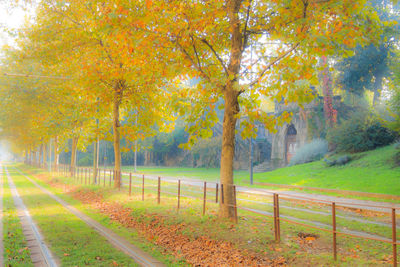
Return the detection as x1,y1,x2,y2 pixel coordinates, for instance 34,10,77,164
289,139,328,166
327,112,397,153
324,155,352,167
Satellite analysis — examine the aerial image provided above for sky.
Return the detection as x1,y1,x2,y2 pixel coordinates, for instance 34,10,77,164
0,1,34,48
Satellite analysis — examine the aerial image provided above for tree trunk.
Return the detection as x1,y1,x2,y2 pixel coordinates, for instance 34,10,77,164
70,136,79,176
39,144,43,168
219,85,240,218
219,0,243,219
93,137,99,183
54,136,59,171
43,143,46,169
321,56,336,128
113,81,123,188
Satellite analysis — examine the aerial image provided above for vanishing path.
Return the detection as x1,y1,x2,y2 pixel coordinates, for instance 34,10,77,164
14,167,165,267
5,166,58,267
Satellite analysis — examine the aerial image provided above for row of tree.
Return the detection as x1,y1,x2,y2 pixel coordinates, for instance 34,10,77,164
0,0,387,218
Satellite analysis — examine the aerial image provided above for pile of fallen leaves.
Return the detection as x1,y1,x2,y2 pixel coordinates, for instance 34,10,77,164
72,189,286,266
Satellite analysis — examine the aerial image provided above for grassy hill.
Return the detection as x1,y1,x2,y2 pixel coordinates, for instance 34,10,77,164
122,144,400,196
253,144,400,195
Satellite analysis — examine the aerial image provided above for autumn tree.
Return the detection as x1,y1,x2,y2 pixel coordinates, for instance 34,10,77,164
18,0,175,187
134,0,383,218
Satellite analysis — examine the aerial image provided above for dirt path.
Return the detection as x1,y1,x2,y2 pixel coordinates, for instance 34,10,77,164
14,167,165,267
5,166,58,267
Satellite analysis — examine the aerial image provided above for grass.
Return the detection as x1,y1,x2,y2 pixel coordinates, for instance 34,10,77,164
6,167,139,266
19,163,398,266
117,145,400,197
14,164,188,266
2,171,33,266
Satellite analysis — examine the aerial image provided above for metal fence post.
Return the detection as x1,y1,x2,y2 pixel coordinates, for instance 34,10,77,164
332,202,337,261
393,208,397,267
203,182,207,216
157,177,161,204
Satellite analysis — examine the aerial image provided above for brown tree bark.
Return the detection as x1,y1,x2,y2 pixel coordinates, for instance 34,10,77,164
70,136,79,176
219,0,243,219
321,56,336,128
113,80,123,188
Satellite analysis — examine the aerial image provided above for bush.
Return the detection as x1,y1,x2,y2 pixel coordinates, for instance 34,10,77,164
289,139,328,166
327,112,397,153
324,155,351,167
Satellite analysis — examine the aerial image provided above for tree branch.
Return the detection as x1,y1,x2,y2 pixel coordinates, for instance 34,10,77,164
200,38,229,75
249,43,300,87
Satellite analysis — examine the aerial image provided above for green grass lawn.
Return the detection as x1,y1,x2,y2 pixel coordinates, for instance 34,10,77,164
2,171,33,266
25,163,397,266
6,167,139,266
121,145,400,196
16,164,189,266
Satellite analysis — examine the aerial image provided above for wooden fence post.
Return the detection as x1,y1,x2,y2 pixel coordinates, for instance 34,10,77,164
332,202,337,261
118,171,121,191
203,182,207,216
273,194,281,242
157,177,161,204
221,184,224,204
177,179,181,211
233,185,238,223
215,183,219,203
393,208,397,267
129,173,132,196
142,175,145,201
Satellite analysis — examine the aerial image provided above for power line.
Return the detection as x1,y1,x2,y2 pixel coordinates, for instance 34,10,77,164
2,73,71,80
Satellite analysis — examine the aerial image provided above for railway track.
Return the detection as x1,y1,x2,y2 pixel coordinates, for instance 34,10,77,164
12,167,164,267
5,166,58,267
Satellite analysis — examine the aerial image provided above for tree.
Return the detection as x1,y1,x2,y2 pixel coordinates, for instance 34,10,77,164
11,0,175,187
133,0,383,218
336,0,399,106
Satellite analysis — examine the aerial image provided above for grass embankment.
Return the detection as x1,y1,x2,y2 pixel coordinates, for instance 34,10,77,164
6,167,139,266
121,144,400,196
2,171,33,266
18,164,397,266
